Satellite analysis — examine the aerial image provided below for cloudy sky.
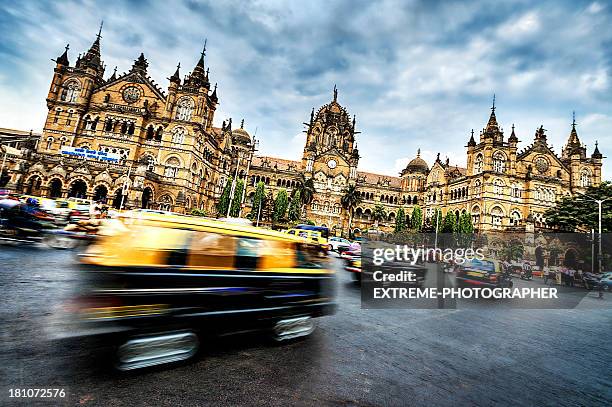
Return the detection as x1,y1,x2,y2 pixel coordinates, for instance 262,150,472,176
1,0,611,179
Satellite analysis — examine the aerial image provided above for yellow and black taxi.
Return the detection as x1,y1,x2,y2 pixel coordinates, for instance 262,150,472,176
456,258,513,288
76,213,336,370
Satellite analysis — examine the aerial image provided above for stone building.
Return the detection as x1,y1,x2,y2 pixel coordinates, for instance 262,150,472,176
0,31,604,235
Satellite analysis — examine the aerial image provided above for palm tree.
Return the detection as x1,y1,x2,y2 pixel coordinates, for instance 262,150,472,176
293,173,315,218
341,184,362,238
372,204,387,227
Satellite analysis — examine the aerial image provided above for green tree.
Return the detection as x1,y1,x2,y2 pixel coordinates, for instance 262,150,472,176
458,211,474,234
273,189,289,224
372,204,387,227
229,178,244,217
216,176,233,216
287,190,301,222
441,211,456,233
545,182,612,232
411,205,423,231
250,181,266,224
341,184,362,237
294,173,316,215
503,240,525,261
395,207,407,233
190,208,208,217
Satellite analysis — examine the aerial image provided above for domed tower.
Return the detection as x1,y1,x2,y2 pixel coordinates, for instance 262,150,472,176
400,149,428,201
231,119,252,152
302,86,359,182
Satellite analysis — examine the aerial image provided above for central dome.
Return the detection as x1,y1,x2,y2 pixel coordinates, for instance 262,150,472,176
232,120,251,147
404,149,429,173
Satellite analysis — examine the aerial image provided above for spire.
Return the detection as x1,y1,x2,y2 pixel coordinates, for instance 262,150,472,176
535,125,547,142
509,123,518,142
210,83,218,103
592,140,602,159
77,22,104,76
568,110,580,145
417,148,421,157
108,66,117,82
185,42,210,88
169,62,181,84
55,44,69,66
333,85,338,102
240,119,244,129
467,129,476,147
485,93,500,133
131,53,148,74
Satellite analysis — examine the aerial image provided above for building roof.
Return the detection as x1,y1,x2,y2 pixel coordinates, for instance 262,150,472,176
252,155,301,171
357,171,402,188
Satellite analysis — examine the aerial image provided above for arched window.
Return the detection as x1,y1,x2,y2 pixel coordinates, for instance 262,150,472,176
66,110,74,126
491,206,504,228
580,169,591,187
143,154,156,172
172,127,187,144
146,126,154,140
60,80,80,103
511,211,521,226
175,98,195,121
164,157,180,178
474,154,483,174
155,127,163,141
511,184,521,198
493,151,506,173
45,137,54,150
127,122,135,135
53,109,61,123
104,118,113,132
493,179,505,195
59,136,68,149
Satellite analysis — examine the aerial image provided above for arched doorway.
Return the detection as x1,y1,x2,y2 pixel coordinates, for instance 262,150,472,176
26,175,42,195
49,179,62,198
535,246,545,271
68,180,87,199
112,188,124,209
141,187,153,209
563,249,578,269
93,185,108,203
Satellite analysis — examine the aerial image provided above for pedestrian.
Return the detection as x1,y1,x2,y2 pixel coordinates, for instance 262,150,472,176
568,268,575,287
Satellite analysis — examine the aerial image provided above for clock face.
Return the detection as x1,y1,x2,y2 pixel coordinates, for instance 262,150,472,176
535,157,549,174
122,86,141,104
327,159,337,169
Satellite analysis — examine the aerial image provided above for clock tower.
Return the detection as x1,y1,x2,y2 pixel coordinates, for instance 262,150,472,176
302,86,360,189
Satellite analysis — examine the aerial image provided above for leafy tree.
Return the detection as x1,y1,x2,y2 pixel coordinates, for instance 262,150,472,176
503,240,525,261
294,173,316,214
395,207,407,233
250,181,266,224
441,211,456,233
273,189,289,223
372,204,387,226
228,179,244,217
262,191,275,223
287,190,301,222
458,211,474,234
411,205,423,231
216,176,233,216
545,182,612,232
341,184,362,237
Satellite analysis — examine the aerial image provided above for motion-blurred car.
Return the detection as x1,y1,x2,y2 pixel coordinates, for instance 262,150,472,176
329,236,351,253
456,258,513,288
287,228,329,251
75,213,337,370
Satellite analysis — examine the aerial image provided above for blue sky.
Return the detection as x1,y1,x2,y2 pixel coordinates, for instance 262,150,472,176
1,0,611,179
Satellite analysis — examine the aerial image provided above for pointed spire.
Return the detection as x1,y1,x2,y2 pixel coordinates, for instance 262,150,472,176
108,66,117,82
186,42,209,88
592,140,602,159
55,44,70,66
485,93,499,133
77,22,104,76
491,93,496,113
333,85,338,102
509,123,518,142
417,148,421,157
197,39,207,68
240,119,244,129
97,20,103,41
352,114,356,128
210,83,218,102
169,62,181,83
468,129,476,147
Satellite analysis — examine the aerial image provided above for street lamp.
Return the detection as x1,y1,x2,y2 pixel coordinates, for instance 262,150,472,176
577,193,610,273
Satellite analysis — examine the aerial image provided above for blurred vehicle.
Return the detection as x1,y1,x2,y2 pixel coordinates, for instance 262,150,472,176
344,253,362,282
0,199,51,244
287,228,329,251
599,274,612,290
329,236,351,253
66,196,93,209
456,258,513,288
74,213,337,370
294,224,329,240
580,272,601,290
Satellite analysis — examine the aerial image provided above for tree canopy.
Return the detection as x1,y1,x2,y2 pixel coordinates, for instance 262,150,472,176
545,182,612,232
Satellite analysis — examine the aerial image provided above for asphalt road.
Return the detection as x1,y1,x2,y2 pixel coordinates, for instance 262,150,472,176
1,245,611,406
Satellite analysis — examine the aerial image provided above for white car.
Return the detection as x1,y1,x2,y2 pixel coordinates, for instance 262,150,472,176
329,237,351,252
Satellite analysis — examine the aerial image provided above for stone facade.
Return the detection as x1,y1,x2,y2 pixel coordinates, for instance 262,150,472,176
0,32,604,235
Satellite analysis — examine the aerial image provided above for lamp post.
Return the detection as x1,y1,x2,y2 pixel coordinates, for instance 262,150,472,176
577,194,610,273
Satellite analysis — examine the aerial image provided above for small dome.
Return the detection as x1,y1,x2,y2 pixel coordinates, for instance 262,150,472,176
405,149,428,173
232,120,251,146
